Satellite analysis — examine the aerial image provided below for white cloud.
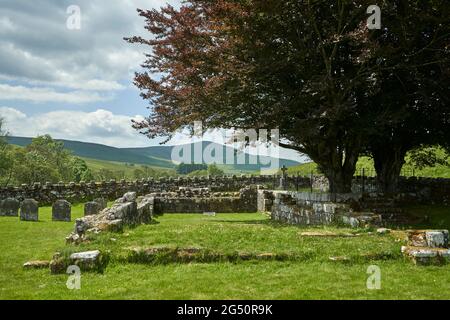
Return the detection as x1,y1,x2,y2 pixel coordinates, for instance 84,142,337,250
0,0,179,94
0,84,111,104
0,107,149,147
0,107,27,122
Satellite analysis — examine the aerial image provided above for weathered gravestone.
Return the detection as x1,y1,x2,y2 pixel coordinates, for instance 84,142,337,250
84,201,101,216
0,198,20,217
94,198,107,210
52,200,71,222
20,199,39,221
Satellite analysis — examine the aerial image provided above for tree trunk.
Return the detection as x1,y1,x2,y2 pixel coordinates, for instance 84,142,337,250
372,145,407,194
324,169,354,193
312,147,359,194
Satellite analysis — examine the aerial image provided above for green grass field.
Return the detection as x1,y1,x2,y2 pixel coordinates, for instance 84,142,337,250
1,204,450,300
82,157,176,179
82,158,255,178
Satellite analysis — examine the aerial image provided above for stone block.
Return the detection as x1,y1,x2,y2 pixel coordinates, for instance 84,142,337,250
123,192,137,202
402,246,450,265
426,230,448,248
377,228,391,235
341,213,382,228
107,202,137,223
50,250,107,274
407,230,449,248
20,199,39,221
23,260,50,269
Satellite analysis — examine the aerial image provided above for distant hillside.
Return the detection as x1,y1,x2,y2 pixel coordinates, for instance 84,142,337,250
124,141,300,172
7,136,175,168
7,137,300,172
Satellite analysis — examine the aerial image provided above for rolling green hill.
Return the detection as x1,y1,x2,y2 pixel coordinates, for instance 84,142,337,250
124,141,300,172
81,158,175,179
7,136,175,168
7,137,300,173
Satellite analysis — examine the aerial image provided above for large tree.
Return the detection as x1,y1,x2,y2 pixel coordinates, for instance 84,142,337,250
362,0,450,192
126,0,449,193
127,0,381,193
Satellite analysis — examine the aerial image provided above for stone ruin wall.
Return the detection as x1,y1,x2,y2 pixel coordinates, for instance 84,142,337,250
259,190,381,228
308,176,450,205
351,176,450,205
154,188,258,213
0,174,449,208
0,175,310,205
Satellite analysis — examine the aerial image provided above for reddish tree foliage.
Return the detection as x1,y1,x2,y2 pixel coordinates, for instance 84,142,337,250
126,0,449,193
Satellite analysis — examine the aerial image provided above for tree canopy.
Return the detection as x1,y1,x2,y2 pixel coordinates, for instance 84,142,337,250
127,0,449,192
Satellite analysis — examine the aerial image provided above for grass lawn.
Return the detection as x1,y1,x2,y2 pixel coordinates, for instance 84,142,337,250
1,205,450,300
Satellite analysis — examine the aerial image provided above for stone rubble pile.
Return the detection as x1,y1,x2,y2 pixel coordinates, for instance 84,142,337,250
402,230,450,265
49,250,107,274
66,192,154,244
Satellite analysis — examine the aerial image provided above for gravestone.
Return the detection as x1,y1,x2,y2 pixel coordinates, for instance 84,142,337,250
1,198,20,217
20,199,39,221
84,201,101,216
52,200,71,222
94,198,107,210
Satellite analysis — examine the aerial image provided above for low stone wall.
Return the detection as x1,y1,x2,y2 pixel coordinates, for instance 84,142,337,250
269,191,381,227
0,175,310,206
398,177,450,205
1,174,449,206
351,176,450,205
154,186,258,214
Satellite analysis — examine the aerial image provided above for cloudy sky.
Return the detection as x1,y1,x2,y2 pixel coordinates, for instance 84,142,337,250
0,0,304,161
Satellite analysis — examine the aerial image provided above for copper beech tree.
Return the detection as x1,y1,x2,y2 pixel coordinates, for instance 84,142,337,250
126,0,449,193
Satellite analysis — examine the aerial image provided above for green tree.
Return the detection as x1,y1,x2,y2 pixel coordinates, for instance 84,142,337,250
70,157,94,182
362,0,450,192
96,169,116,181
406,146,449,170
0,118,13,186
26,135,73,181
126,0,383,192
207,163,224,176
13,150,61,184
